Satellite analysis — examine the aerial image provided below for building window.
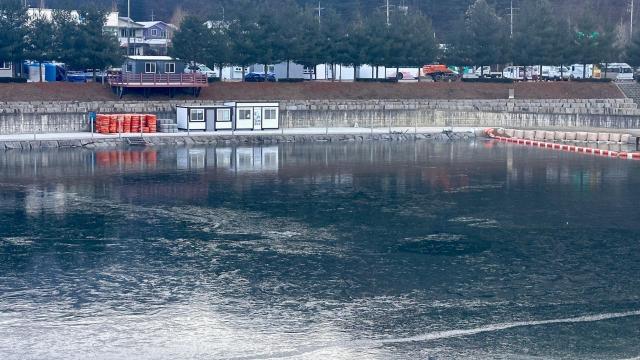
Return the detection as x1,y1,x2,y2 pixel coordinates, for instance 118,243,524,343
161,30,167,38
126,63,133,72
190,109,204,122
165,63,175,73
217,109,231,122
238,109,252,121
151,28,158,36
0,61,11,70
264,108,277,121
145,62,156,73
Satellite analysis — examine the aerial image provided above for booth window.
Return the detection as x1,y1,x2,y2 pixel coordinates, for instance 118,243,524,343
190,109,204,122
0,61,11,70
238,109,252,120
145,62,156,73
264,108,277,121
165,62,175,73
217,109,231,122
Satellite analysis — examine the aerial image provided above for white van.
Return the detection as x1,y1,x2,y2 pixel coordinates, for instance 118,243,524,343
570,64,593,79
539,66,569,81
600,63,634,81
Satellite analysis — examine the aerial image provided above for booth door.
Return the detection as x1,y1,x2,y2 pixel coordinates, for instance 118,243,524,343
206,109,216,131
253,108,262,130
236,108,253,130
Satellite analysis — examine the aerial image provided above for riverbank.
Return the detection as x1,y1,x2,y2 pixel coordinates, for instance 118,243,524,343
0,81,625,102
0,127,478,150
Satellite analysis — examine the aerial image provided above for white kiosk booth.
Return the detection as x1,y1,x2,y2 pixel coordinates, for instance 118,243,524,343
224,102,279,130
176,102,279,131
177,105,235,131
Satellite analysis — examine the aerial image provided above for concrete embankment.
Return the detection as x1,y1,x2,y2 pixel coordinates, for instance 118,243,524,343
484,127,640,160
1,98,640,136
0,128,478,150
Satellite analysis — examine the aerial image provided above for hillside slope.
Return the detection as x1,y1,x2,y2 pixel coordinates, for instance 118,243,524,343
0,82,623,102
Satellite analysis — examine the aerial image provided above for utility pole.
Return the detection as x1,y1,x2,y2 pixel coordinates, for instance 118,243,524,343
510,0,514,38
127,0,131,56
631,0,635,40
386,0,391,26
316,1,324,26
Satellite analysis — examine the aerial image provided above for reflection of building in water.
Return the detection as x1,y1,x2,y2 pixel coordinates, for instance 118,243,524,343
177,148,206,170
95,150,158,169
24,184,67,216
177,146,279,173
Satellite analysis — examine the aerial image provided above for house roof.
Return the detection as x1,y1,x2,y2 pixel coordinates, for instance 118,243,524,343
138,21,178,30
127,56,175,61
137,21,163,28
118,17,145,28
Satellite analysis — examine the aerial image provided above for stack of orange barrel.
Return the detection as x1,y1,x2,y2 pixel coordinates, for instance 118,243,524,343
96,114,110,134
95,114,159,134
146,114,157,133
131,115,141,133
109,115,117,133
123,114,132,133
141,114,149,133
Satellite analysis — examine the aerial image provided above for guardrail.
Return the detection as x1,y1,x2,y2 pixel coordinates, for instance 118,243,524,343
108,73,208,87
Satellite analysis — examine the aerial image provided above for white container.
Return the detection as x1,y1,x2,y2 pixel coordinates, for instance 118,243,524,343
28,64,46,82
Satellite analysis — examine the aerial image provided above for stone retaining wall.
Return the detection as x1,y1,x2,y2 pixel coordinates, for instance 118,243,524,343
1,99,640,135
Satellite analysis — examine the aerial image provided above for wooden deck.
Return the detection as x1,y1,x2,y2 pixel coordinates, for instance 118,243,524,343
108,73,208,88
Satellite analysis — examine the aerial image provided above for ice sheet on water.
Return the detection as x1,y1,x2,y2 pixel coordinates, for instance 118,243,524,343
449,216,500,228
0,236,34,246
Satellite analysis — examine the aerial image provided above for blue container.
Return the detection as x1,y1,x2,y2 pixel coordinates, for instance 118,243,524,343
44,63,57,82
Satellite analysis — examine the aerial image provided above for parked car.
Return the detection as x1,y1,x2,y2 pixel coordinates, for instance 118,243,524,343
244,72,276,82
184,63,218,78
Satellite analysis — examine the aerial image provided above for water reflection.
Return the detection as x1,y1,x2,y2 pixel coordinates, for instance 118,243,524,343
0,141,639,359
176,146,279,173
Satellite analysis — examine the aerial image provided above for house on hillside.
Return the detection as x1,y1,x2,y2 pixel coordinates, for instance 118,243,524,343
137,21,177,56
121,56,186,75
104,12,146,55
103,13,177,56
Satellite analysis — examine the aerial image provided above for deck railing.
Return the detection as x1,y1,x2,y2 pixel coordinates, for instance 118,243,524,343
108,73,208,87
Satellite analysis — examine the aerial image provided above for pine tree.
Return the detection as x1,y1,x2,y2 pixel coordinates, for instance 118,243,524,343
512,0,558,77
203,21,231,79
226,1,260,81
171,15,208,70
627,31,640,67
0,0,28,77
462,0,508,74
26,15,55,82
403,11,438,78
82,7,122,80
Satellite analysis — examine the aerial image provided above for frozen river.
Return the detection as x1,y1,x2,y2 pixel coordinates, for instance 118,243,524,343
0,140,639,359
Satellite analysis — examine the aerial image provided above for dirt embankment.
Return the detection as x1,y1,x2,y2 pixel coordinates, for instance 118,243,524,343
0,81,624,102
